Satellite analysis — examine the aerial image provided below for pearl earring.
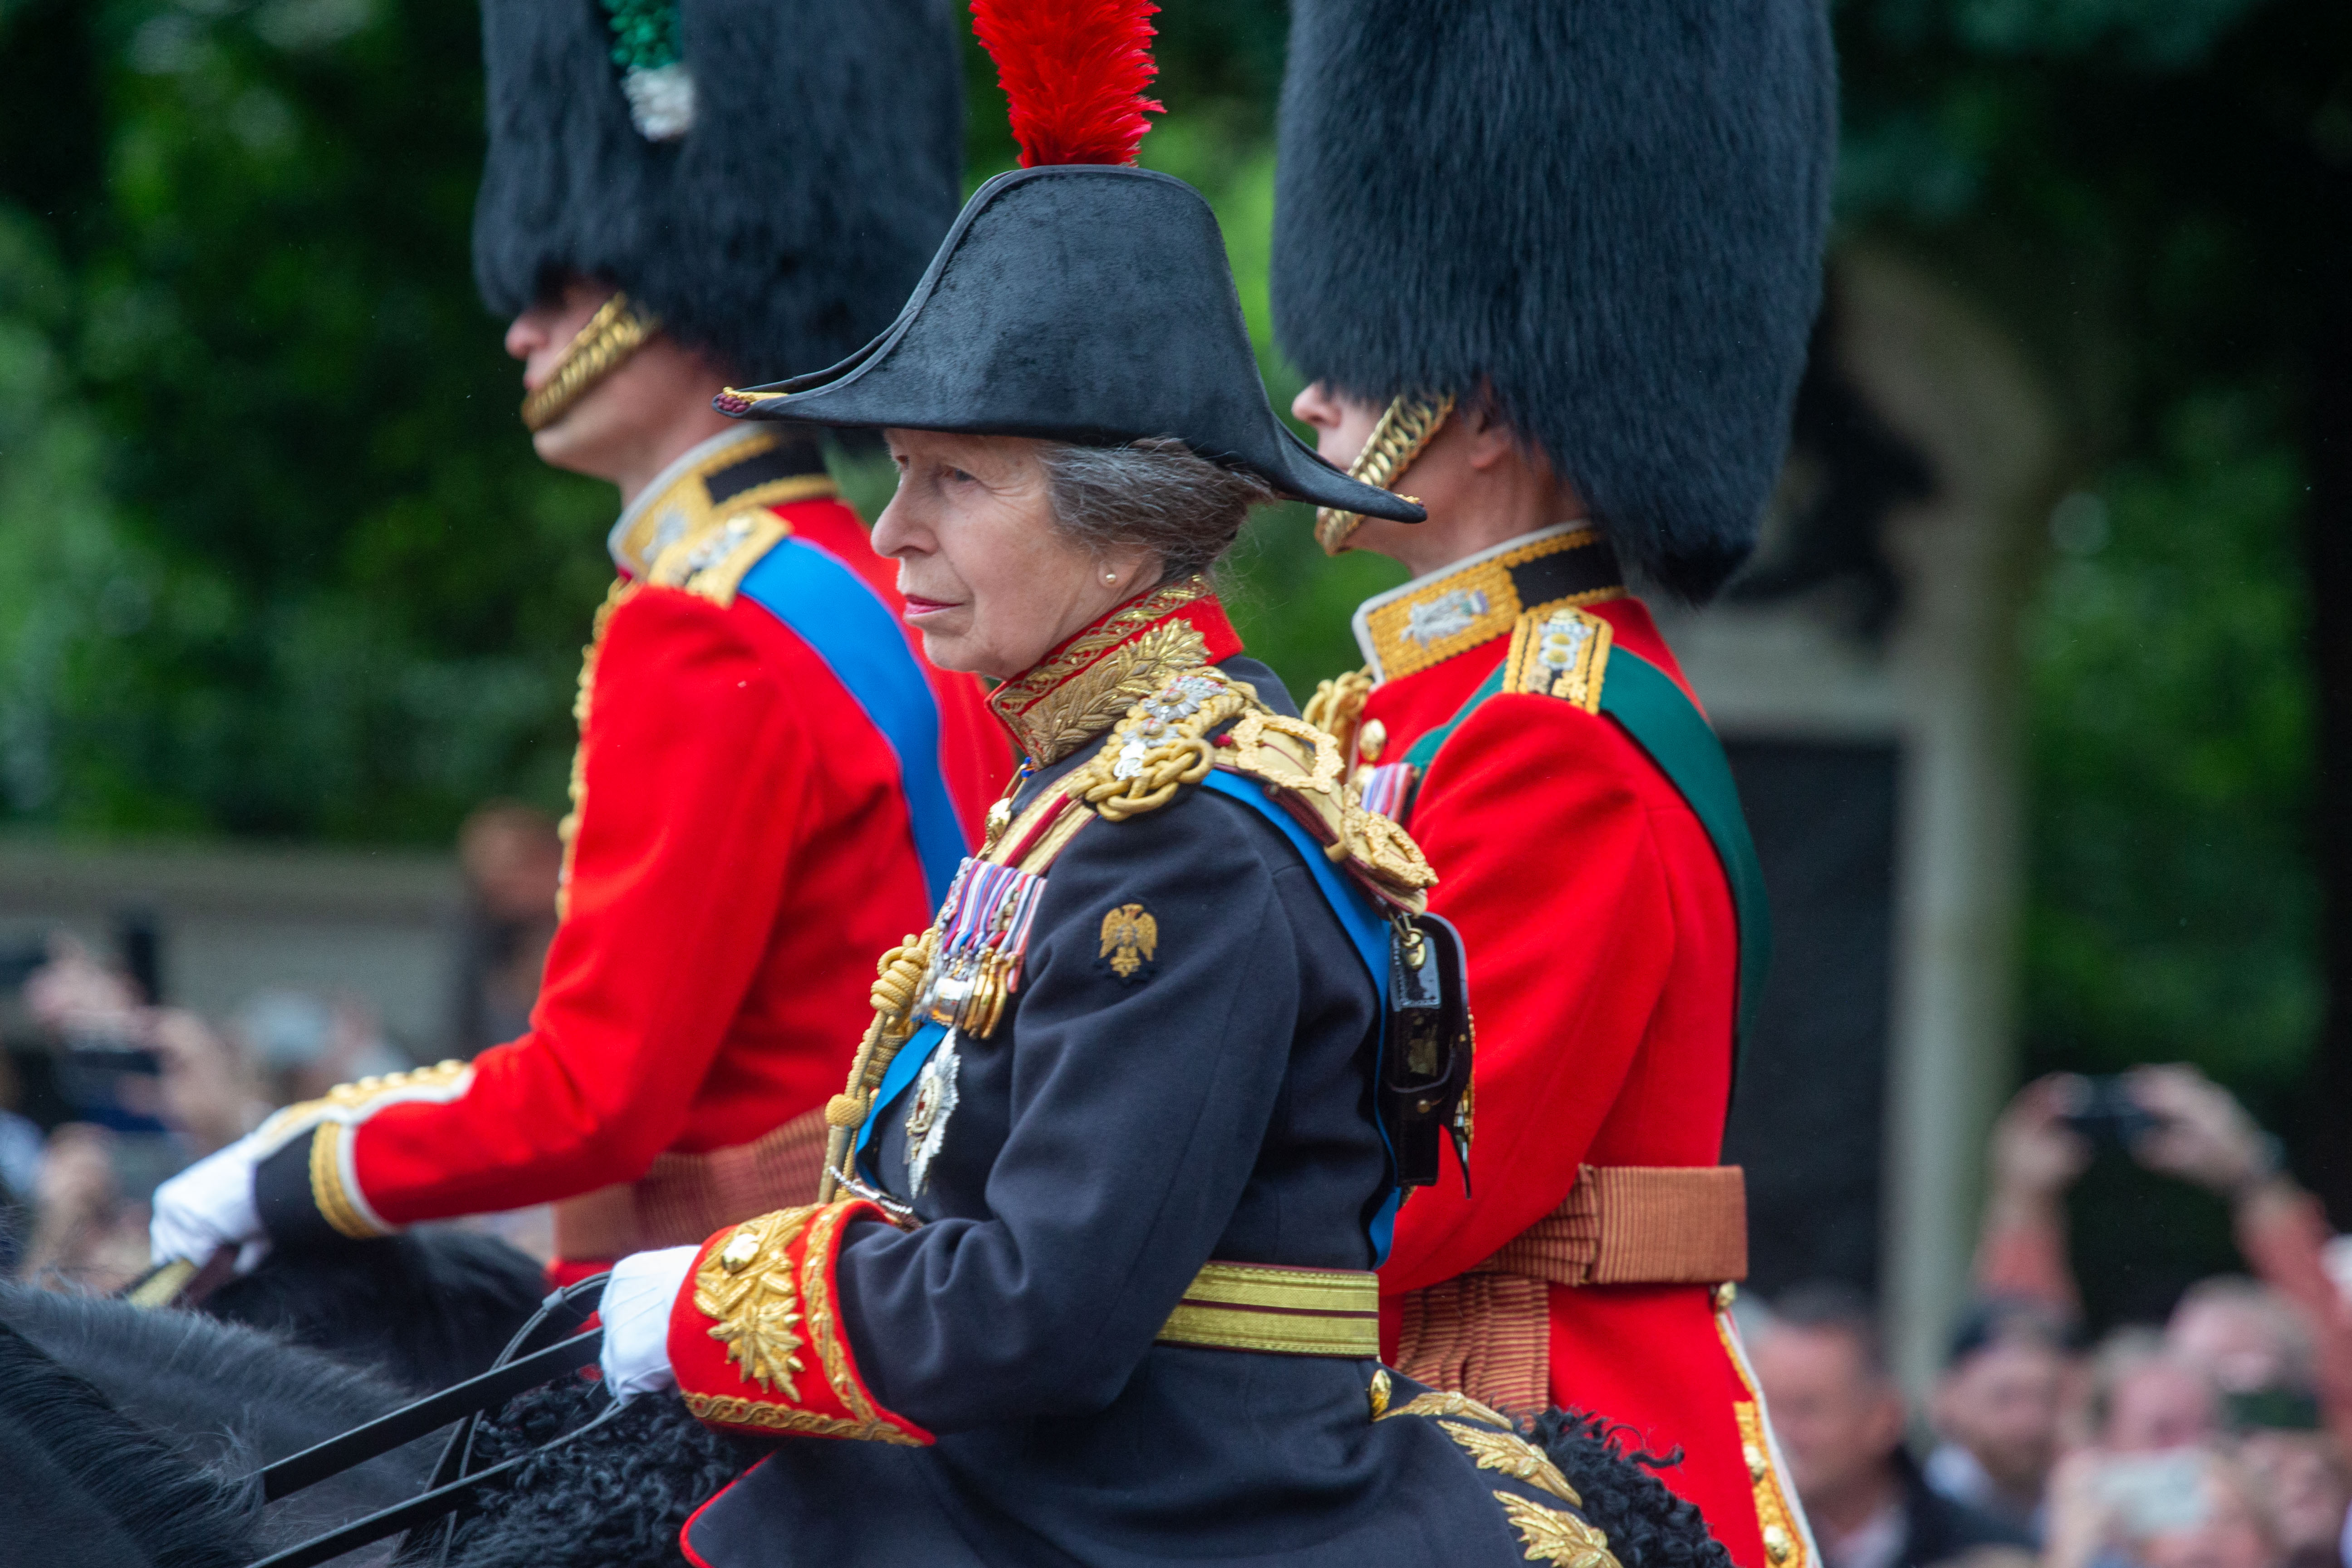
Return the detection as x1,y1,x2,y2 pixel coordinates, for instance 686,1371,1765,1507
1103,570,1118,585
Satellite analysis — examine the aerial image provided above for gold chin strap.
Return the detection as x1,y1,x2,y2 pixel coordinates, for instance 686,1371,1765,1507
1314,391,1456,556
520,291,662,432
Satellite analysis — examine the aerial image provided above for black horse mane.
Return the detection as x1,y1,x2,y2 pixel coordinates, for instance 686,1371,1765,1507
1539,1409,1739,1568
205,1227,548,1392
443,1375,758,1568
0,1280,439,1553
0,1318,258,1568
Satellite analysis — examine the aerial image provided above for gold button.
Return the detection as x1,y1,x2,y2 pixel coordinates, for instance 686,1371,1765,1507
719,1229,761,1274
1744,1443,1769,1480
1368,1367,1392,1420
1764,1525,1793,1563
1358,718,1388,762
1715,1282,1739,1310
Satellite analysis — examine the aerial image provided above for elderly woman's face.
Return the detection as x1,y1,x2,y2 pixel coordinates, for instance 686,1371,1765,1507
872,429,1151,678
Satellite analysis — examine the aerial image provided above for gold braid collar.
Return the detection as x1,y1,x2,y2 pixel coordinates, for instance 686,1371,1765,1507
521,292,662,432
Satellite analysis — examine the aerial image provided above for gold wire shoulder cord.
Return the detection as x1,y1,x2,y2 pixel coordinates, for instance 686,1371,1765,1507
1314,391,1456,555
521,292,662,432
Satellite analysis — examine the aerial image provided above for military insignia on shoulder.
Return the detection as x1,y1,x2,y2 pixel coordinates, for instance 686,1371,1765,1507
648,509,791,606
1502,605,1612,713
1098,902,1158,983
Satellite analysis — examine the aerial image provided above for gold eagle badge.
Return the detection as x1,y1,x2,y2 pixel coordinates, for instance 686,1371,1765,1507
1098,903,1158,982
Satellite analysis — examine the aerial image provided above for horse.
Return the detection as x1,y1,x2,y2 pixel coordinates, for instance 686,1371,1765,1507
0,1268,1739,1568
198,1228,549,1394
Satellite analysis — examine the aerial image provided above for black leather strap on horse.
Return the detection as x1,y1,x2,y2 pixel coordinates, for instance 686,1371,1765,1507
246,1399,629,1568
241,1274,611,1568
255,1329,604,1502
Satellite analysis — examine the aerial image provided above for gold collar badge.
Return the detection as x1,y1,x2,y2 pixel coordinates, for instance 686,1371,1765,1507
987,578,1218,764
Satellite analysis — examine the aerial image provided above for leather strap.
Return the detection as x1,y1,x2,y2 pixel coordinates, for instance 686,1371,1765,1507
551,1106,830,1260
1155,1260,1380,1357
1476,1163,1748,1287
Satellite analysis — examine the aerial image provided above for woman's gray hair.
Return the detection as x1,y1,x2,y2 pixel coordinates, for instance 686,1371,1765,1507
1035,437,1276,585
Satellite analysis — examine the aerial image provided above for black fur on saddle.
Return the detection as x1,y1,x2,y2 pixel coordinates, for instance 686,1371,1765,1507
1538,1409,1737,1568
435,1375,761,1568
205,1227,548,1392
437,1390,1734,1568
0,1319,259,1568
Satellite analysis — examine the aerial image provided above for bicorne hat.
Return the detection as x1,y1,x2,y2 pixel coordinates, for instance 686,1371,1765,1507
715,0,1423,525
472,0,964,387
1271,0,1837,598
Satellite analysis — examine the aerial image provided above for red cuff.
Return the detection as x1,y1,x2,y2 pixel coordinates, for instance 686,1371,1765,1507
668,1200,931,1446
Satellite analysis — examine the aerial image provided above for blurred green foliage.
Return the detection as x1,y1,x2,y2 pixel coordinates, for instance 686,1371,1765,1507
0,0,2347,1278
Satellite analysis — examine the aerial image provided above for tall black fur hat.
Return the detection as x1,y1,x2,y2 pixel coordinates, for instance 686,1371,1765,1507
1271,0,1837,601
472,0,965,384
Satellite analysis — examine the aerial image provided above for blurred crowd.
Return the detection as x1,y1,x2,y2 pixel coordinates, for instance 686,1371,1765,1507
0,801,563,1291
1748,1068,2352,1568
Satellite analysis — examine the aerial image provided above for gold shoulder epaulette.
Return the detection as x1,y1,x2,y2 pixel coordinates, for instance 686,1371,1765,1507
1219,708,1434,913
1501,604,1613,713
1059,664,1433,911
647,509,793,607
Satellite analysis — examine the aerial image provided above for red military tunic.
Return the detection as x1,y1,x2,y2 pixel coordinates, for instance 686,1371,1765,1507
1344,525,1808,1568
254,428,1009,1275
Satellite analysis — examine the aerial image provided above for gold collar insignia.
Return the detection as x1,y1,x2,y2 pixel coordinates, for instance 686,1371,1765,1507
1351,524,1624,683
607,426,838,579
988,578,1221,764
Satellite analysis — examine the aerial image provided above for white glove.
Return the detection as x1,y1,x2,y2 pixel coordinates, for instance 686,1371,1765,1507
149,1133,271,1275
599,1245,699,1401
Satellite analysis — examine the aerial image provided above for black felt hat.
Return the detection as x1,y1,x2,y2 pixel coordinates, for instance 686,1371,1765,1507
472,0,964,384
716,166,1426,524
1272,0,1836,599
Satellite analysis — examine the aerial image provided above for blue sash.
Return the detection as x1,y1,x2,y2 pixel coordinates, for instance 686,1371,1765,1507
858,769,1404,1262
736,537,969,909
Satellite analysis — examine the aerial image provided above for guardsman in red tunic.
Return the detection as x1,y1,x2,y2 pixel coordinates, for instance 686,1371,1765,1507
147,0,1006,1288
1273,4,1834,1567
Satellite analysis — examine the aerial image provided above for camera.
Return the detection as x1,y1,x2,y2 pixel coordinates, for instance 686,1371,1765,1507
2059,1073,2161,1149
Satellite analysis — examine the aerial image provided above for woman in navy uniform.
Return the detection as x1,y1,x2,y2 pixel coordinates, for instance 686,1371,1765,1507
584,14,1637,1568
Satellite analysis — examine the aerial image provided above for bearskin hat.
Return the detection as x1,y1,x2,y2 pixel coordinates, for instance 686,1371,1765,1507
1271,0,1836,601
473,0,965,384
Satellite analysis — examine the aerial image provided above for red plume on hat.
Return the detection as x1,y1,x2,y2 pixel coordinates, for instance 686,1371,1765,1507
970,0,1164,168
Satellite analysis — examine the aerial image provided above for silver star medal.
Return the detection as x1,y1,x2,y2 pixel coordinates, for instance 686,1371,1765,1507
902,1032,962,1197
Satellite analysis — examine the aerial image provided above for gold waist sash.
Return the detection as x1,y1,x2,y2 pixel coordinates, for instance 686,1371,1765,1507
1155,1260,1381,1357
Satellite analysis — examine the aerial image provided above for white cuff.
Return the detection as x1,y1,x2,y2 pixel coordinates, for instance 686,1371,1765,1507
599,1244,700,1401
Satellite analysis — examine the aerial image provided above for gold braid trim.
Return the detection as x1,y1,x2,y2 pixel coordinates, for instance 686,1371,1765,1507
801,1201,894,1427
308,1122,386,1240
1316,392,1456,555
817,930,936,1201
1302,666,1375,764
682,1392,924,1443
555,579,636,921
986,578,1213,762
520,292,662,432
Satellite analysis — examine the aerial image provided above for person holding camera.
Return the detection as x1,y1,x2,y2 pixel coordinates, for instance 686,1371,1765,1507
1969,1068,2352,1455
